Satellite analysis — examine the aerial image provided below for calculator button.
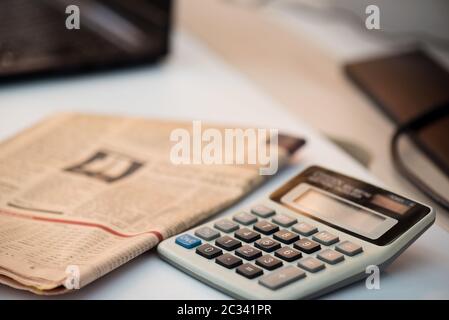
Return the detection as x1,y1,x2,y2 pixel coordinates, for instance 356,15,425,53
214,219,239,233
335,241,363,256
297,257,325,273
272,214,297,227
235,245,262,260
233,212,258,225
251,205,275,218
196,243,222,259
259,266,306,290
292,222,318,236
273,229,299,244
255,237,281,252
253,221,279,235
274,247,302,262
317,249,345,265
215,236,242,251
313,231,339,246
175,234,202,249
236,263,264,279
293,238,321,254
194,226,220,241
234,228,261,243
256,254,283,270
216,253,243,269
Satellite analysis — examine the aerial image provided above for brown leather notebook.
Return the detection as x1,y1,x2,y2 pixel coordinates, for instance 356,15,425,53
344,50,449,177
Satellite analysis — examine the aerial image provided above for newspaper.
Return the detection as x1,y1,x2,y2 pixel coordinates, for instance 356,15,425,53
0,113,303,295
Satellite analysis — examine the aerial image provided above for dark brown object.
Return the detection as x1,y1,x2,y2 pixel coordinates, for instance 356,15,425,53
0,0,172,83
345,50,449,177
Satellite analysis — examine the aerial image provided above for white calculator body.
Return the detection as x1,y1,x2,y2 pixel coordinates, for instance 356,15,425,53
158,166,435,299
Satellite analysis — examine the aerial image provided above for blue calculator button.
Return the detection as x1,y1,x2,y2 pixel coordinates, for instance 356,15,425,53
175,234,202,249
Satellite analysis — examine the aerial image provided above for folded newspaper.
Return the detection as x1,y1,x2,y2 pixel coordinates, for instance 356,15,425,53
0,113,304,295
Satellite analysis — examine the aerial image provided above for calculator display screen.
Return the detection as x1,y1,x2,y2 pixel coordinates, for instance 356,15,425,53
370,194,410,214
271,166,432,245
294,189,387,235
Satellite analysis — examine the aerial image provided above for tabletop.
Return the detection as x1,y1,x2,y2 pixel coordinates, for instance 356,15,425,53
0,31,448,299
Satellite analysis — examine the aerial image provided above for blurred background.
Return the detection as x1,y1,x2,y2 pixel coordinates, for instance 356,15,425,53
0,0,448,228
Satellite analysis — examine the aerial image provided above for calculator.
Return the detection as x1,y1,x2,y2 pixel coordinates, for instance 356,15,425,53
157,166,435,299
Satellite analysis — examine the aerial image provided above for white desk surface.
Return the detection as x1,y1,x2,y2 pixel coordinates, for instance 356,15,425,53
0,32,448,299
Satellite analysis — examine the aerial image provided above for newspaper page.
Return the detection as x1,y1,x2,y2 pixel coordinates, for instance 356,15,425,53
0,113,303,295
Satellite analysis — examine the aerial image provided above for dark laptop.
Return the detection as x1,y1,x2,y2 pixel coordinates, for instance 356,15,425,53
0,0,172,82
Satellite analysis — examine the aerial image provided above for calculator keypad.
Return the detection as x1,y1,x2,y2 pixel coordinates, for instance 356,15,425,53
215,236,242,251
179,204,364,291
214,219,239,233
235,245,262,260
196,243,222,259
253,221,279,235
236,263,264,279
293,238,321,254
274,247,302,262
292,222,318,236
259,266,305,290
256,254,283,270
251,205,275,218
175,234,202,249
335,241,363,256
233,212,258,225
234,228,261,243
313,231,339,246
273,230,299,244
297,257,325,273
216,253,243,269
272,214,297,227
195,226,220,241
317,249,345,265
255,237,281,252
